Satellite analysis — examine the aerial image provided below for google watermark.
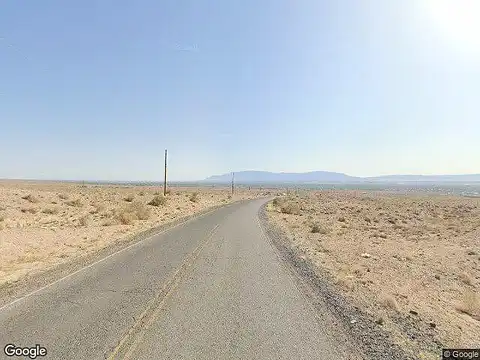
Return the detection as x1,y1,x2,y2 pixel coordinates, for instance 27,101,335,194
4,344,47,359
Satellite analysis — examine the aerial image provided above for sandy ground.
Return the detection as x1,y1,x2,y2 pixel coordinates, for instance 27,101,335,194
267,190,480,359
0,180,266,288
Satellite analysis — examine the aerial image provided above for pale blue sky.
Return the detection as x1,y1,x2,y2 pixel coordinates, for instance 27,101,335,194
1,1,479,181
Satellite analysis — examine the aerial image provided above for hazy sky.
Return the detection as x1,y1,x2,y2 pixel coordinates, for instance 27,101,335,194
1,1,479,181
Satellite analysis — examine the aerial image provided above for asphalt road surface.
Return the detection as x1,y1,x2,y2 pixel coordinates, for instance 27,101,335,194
0,199,350,360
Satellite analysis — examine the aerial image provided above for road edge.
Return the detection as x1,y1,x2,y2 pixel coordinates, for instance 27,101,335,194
258,202,414,360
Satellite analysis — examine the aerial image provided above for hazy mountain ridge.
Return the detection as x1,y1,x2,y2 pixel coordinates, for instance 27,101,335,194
203,171,480,183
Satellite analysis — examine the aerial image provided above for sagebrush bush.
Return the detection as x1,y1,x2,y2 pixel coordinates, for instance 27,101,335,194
124,194,135,202
148,195,166,207
311,222,328,234
130,201,150,220
42,207,59,215
115,201,151,224
22,194,39,203
79,215,90,226
189,192,199,203
66,199,83,207
116,211,137,225
280,202,300,215
21,208,38,214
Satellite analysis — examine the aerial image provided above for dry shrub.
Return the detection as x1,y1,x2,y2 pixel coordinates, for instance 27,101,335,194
115,201,150,225
130,201,150,220
58,193,69,200
124,194,135,202
311,222,328,234
336,276,355,291
380,294,400,312
66,199,83,207
459,272,475,286
116,211,137,225
189,192,199,203
102,219,117,226
0,215,5,222
272,197,285,207
148,195,166,207
138,191,145,196
455,291,480,320
22,194,39,203
79,215,91,226
21,208,38,214
338,216,346,223
90,203,105,214
280,202,301,215
42,207,59,215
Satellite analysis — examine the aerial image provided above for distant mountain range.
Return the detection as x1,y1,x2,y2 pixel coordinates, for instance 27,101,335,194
202,171,480,184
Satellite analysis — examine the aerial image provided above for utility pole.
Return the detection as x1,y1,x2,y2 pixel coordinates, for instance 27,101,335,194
164,149,168,196
231,172,235,196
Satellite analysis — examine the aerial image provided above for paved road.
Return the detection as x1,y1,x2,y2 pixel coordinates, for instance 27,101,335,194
0,199,347,360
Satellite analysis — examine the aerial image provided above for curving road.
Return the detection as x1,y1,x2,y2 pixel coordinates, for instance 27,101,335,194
0,199,350,360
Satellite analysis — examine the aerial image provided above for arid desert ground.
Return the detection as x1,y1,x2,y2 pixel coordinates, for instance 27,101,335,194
2,181,479,358
0,180,265,288
267,190,480,359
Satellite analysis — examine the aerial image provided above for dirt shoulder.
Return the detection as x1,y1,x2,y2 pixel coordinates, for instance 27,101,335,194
0,181,266,298
264,190,480,360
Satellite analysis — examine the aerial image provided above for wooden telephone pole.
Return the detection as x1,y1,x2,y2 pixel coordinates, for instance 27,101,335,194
231,172,235,196
164,149,168,196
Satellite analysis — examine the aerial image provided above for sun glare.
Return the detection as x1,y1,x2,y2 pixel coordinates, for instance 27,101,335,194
423,0,480,55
